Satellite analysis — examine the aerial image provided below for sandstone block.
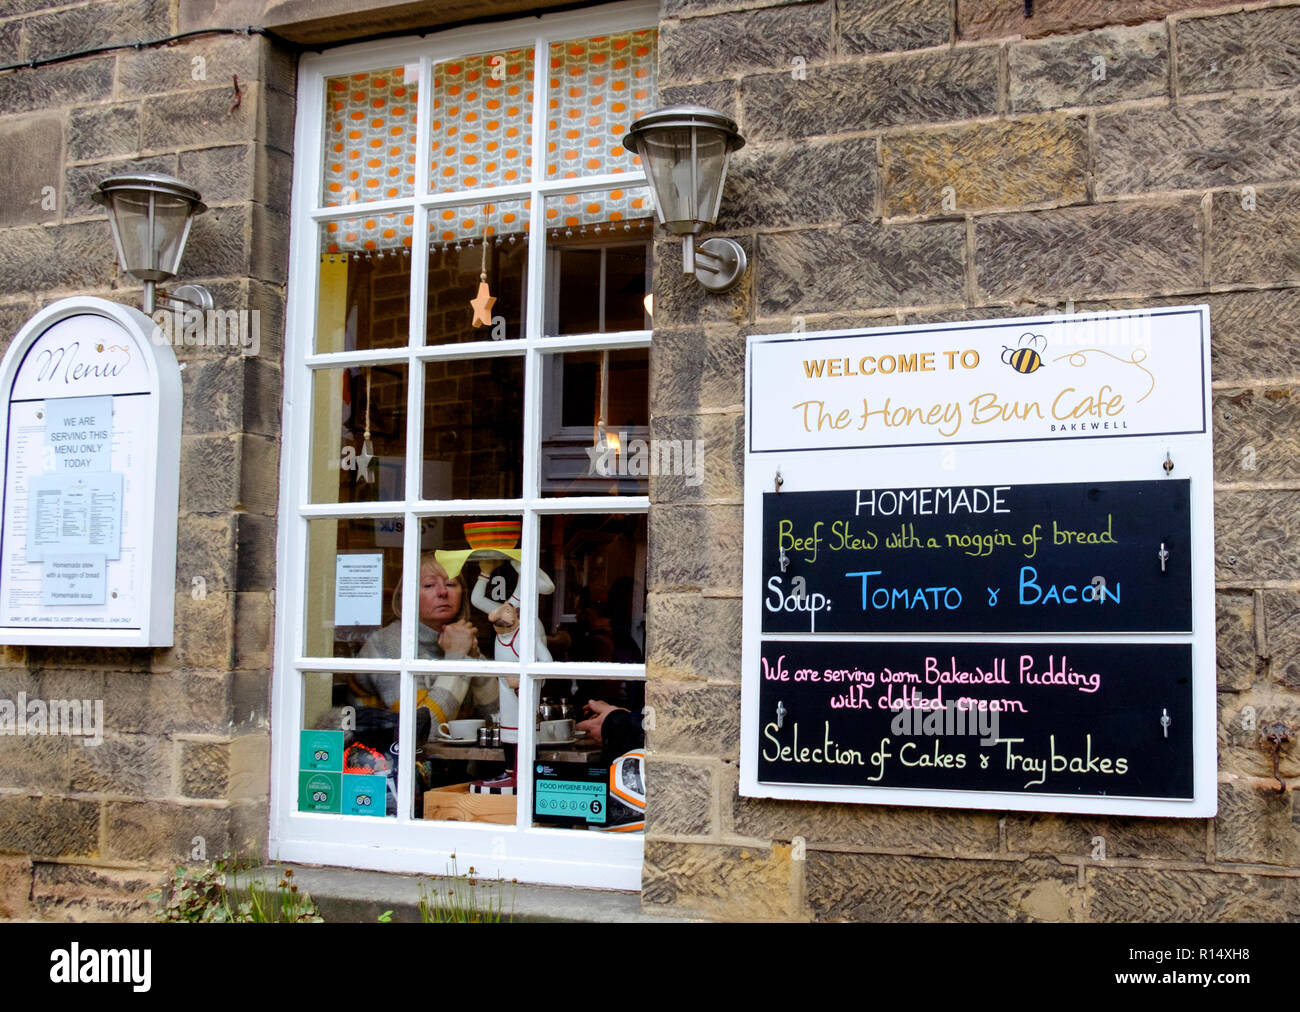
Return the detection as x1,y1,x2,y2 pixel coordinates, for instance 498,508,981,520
180,354,246,436
807,851,1081,921
103,668,232,735
647,504,743,592
233,592,274,671
169,591,236,671
740,47,999,142
1096,94,1300,196
0,116,63,227
0,856,33,919
1215,590,1256,693
1215,776,1300,866
119,34,263,98
0,733,69,793
141,85,259,150
730,779,1001,853
976,201,1201,301
1264,590,1300,691
959,0,1217,42
1210,185,1300,287
0,796,99,859
1008,23,1168,111
182,205,251,279
652,235,752,328
1177,7,1300,95
69,733,171,797
23,0,170,63
250,203,290,285
239,433,282,514
659,80,737,121
649,411,742,504
103,801,232,864
0,60,114,116
663,0,805,15
645,758,713,836
1214,491,1300,585
67,103,141,161
1087,863,1297,921
31,862,160,922
649,324,746,415
759,220,966,315
181,434,240,512
882,116,1087,218
1217,695,1300,781
646,591,742,682
840,0,949,55
1002,812,1206,861
645,679,740,759
720,135,876,231
254,143,294,215
178,144,255,206
660,2,831,84
1214,387,1300,484
642,839,799,919
0,21,19,65
231,670,271,729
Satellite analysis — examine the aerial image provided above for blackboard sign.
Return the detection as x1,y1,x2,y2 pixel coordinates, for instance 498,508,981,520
761,480,1191,635
757,640,1193,799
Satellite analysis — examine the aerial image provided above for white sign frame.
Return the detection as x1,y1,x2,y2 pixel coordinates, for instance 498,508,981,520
0,297,182,647
741,306,1217,818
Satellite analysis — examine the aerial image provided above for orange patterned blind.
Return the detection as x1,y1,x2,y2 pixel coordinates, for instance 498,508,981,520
321,29,657,252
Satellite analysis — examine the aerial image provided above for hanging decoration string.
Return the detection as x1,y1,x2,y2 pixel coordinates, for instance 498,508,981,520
357,366,376,484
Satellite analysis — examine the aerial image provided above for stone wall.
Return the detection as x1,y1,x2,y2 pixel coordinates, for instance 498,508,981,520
0,2,292,920
644,0,1300,920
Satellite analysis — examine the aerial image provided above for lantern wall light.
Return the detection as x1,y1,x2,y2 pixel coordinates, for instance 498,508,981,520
91,172,212,315
624,106,747,294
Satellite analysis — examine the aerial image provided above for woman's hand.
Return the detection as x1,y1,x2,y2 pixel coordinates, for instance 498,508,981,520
576,699,626,744
437,620,478,658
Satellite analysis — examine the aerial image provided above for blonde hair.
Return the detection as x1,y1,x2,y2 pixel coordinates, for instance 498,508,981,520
391,553,471,623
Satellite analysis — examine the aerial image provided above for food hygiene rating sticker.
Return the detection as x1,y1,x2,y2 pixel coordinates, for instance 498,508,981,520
534,767,607,823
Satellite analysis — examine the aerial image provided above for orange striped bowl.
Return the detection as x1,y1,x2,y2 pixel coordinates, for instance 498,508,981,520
463,520,521,550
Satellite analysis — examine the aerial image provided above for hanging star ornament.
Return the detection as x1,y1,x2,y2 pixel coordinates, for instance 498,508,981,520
356,436,376,484
585,435,616,478
470,279,496,327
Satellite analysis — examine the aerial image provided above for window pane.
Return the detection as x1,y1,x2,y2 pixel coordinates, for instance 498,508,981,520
546,30,657,181
300,671,404,818
322,65,419,207
308,364,409,505
426,199,529,344
541,349,648,497
423,356,524,499
429,48,535,193
533,678,645,831
544,186,652,335
303,517,406,658
541,513,646,662
317,214,414,352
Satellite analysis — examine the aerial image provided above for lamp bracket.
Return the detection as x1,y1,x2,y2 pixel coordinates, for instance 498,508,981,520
683,235,746,294
156,284,215,314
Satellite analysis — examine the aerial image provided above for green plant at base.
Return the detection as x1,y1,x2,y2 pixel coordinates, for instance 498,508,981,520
418,857,515,923
152,858,324,923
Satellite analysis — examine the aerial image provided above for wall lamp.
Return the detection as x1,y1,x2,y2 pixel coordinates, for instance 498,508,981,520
92,172,212,315
624,105,746,294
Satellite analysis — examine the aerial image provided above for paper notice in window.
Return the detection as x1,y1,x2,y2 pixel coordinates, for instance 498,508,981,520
26,471,124,562
335,553,383,626
41,554,106,606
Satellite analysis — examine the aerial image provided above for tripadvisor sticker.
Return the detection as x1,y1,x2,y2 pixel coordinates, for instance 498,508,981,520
299,770,341,813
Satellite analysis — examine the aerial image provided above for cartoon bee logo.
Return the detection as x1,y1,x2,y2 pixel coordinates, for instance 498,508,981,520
1002,332,1047,374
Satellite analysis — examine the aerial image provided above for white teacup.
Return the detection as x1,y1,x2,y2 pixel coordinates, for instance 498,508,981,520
440,719,486,740
539,718,574,741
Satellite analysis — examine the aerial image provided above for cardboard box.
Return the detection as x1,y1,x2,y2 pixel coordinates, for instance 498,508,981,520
422,781,516,824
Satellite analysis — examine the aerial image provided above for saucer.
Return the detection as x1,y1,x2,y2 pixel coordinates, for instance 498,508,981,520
536,736,577,746
435,735,480,746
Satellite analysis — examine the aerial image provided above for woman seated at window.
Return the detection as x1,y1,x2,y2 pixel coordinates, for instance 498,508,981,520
350,553,498,726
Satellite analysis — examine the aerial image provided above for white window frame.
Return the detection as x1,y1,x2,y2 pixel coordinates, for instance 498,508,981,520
270,0,657,890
